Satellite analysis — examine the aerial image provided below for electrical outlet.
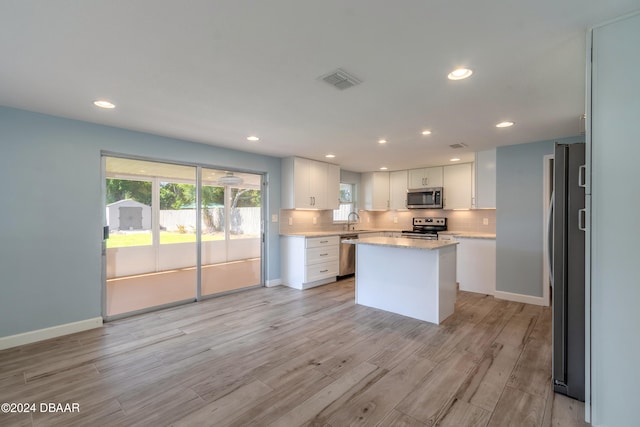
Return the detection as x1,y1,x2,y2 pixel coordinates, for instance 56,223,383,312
288,217,293,226
393,217,398,224
271,214,278,222
483,218,489,225
312,217,317,224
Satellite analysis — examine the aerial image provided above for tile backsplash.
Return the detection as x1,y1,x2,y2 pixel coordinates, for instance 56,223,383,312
279,208,496,234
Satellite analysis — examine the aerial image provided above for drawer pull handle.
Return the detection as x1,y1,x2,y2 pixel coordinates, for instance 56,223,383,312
320,269,329,273
320,240,328,243
320,253,328,256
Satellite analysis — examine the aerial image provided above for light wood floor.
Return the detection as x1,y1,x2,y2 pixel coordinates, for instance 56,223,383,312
0,278,588,427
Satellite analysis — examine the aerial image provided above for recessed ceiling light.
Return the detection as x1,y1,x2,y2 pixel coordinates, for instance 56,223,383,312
93,100,115,109
450,158,461,162
496,121,515,128
325,154,336,158
247,136,260,141
380,166,388,170
378,139,387,144
447,68,473,80
421,130,432,135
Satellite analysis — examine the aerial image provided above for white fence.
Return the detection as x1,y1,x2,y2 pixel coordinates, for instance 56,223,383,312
159,207,261,235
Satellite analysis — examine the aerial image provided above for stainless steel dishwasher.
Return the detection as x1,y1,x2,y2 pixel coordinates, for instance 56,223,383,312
339,234,358,276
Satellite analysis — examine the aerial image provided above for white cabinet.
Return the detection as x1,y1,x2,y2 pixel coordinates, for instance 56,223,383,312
455,237,496,295
443,163,472,209
281,235,339,289
282,157,339,210
408,166,443,189
361,170,407,211
389,170,408,210
474,149,496,209
361,171,390,210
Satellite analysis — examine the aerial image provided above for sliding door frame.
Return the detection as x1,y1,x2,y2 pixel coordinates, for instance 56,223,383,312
100,150,267,321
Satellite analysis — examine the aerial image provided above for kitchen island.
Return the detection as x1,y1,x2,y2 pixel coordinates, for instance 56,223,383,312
345,237,458,324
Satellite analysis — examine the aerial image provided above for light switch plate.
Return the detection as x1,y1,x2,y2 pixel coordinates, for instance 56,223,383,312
271,214,278,222
483,218,489,225
312,217,317,224
288,217,293,226
393,217,398,224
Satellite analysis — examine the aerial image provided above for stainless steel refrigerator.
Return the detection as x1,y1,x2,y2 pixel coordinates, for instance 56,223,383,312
551,142,586,401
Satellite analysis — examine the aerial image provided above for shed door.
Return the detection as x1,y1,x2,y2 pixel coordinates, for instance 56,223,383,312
119,206,143,230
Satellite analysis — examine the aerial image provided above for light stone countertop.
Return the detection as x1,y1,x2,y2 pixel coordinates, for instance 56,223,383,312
438,231,496,239
281,229,495,239
280,229,401,237
344,236,458,250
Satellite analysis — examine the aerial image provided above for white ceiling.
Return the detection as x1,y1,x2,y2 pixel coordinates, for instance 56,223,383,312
1,1,638,172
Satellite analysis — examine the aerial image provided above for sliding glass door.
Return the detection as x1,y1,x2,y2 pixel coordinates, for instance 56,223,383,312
201,168,262,296
103,156,263,318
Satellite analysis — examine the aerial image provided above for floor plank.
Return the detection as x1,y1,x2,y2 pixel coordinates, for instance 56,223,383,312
0,279,586,427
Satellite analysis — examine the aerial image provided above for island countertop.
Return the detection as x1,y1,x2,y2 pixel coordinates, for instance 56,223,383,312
345,236,458,250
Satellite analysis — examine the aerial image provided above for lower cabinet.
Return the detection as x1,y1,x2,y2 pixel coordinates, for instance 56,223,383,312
281,236,339,289
456,238,496,295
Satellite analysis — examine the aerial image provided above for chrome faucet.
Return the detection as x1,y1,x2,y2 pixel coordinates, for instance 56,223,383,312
347,211,360,231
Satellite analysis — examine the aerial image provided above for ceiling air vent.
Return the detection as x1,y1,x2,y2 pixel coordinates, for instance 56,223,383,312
449,142,468,149
320,68,362,90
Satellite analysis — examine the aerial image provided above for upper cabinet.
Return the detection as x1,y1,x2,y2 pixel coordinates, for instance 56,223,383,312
473,148,496,209
389,170,408,210
282,157,339,210
408,166,443,189
361,171,390,210
443,163,472,209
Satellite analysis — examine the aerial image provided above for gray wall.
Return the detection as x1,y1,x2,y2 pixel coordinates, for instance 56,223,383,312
496,135,582,297
590,12,640,426
0,106,281,338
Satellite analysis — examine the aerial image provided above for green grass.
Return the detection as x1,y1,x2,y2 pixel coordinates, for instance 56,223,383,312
107,232,222,248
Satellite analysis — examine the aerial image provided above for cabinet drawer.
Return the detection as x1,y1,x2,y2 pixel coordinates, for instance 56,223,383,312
305,261,339,283
306,236,339,248
306,246,339,265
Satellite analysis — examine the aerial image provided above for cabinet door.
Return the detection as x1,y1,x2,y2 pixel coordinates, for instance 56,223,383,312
475,149,496,209
408,167,442,188
362,172,389,210
443,163,472,209
324,163,340,210
293,157,313,209
424,166,443,187
457,238,496,295
308,160,326,208
389,170,408,210
408,168,427,188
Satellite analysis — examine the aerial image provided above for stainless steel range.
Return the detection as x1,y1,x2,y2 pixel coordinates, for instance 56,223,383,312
401,217,447,240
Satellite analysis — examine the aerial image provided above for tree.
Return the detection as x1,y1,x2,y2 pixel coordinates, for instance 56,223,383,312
106,179,152,205
159,183,195,210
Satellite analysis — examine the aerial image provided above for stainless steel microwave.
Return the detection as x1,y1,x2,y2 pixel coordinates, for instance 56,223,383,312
406,187,443,209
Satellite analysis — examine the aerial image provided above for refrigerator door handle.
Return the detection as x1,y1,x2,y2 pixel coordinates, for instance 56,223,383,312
547,191,554,284
578,165,586,188
578,208,587,232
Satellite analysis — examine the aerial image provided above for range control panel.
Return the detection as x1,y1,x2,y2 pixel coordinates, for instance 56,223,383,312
413,217,446,226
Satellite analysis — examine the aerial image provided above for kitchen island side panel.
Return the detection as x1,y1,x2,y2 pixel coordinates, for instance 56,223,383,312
354,244,456,324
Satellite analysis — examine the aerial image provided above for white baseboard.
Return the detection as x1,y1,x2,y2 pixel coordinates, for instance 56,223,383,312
265,278,282,287
494,290,547,306
0,317,103,350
